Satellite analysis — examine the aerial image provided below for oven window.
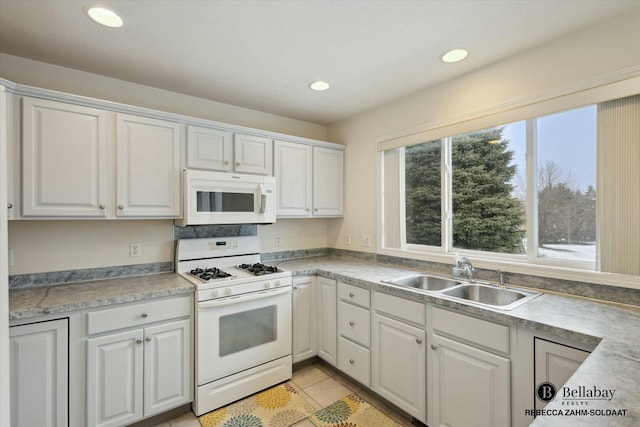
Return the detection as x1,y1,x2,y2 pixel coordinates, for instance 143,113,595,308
219,305,277,357
196,191,254,213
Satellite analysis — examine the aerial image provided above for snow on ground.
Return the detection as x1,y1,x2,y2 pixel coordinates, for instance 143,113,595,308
537,243,596,262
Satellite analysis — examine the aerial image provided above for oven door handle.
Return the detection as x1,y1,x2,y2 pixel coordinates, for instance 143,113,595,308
198,286,291,310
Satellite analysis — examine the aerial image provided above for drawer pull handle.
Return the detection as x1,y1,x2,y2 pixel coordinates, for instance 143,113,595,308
99,203,105,209
349,292,355,298
141,313,148,319
431,344,438,350
349,359,355,364
224,160,230,165
349,321,355,326
7,203,13,209
136,339,142,344
416,338,423,344
145,337,151,342
118,205,124,210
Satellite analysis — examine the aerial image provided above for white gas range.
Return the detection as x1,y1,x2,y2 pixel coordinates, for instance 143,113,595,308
175,236,292,416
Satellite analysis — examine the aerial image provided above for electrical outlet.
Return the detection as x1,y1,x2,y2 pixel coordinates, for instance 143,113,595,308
8,248,14,267
345,233,351,245
275,234,281,247
361,234,371,247
130,242,142,258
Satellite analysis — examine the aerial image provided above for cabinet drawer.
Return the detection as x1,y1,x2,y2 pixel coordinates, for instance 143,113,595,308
338,301,370,347
87,295,191,335
432,307,509,354
374,292,425,327
338,337,370,387
338,282,370,308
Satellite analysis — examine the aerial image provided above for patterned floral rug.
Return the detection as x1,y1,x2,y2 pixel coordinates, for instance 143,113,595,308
309,394,401,427
198,382,317,427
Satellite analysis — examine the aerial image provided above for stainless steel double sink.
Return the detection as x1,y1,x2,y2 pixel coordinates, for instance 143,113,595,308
381,274,541,310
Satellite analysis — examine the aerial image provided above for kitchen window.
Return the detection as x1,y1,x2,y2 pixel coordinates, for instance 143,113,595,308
380,92,639,279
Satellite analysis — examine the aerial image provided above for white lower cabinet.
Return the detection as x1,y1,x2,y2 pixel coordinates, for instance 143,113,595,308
86,296,192,427
292,276,317,363
316,277,338,366
430,334,510,427
337,282,371,387
9,318,68,427
428,306,511,427
534,338,590,410
372,292,426,423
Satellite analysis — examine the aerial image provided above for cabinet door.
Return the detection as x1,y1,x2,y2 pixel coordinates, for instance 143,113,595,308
274,140,312,216
316,276,337,366
144,319,192,417
534,338,589,410
22,97,108,217
234,133,273,175
292,276,317,363
116,113,182,217
187,125,233,171
372,313,426,422
10,319,68,427
430,334,510,427
87,329,144,427
312,147,344,216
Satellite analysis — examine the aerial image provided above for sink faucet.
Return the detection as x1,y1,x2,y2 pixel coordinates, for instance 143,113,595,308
497,269,506,288
459,257,475,281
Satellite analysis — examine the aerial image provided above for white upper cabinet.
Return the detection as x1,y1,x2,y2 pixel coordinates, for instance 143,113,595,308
20,97,182,219
274,141,344,217
312,146,344,216
186,125,233,172
186,128,273,175
274,141,312,216
233,133,273,175
116,113,182,217
22,97,109,217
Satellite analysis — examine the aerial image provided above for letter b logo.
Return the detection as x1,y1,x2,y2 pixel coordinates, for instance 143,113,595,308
537,382,557,402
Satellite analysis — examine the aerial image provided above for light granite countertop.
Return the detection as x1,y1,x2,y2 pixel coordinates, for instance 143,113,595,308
276,256,640,427
8,255,639,425
9,272,194,320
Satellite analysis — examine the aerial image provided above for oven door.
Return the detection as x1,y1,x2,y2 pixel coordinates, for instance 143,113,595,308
196,286,292,386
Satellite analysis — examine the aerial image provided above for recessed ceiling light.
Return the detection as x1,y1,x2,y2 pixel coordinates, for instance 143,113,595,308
86,6,124,28
441,49,468,63
309,81,330,91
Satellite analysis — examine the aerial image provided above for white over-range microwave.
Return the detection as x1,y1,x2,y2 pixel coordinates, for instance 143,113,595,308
176,170,276,226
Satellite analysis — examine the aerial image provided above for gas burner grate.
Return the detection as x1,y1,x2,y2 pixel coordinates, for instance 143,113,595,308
190,267,232,281
238,263,280,276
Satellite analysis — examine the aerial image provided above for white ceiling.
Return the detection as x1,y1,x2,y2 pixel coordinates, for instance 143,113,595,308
1,0,639,125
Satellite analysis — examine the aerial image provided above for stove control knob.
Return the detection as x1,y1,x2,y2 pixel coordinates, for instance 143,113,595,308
212,290,218,298
275,280,281,286
225,288,232,296
264,282,271,289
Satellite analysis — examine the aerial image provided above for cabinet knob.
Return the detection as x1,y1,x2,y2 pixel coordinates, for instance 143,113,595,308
141,313,148,318
431,344,438,350
136,339,142,344
118,205,124,210
236,162,241,166
349,321,355,326
416,338,423,344
224,160,230,165
7,203,13,209
314,208,318,211
145,337,151,342
305,208,310,212
349,358,355,364
293,285,299,290
349,292,355,298
99,203,105,209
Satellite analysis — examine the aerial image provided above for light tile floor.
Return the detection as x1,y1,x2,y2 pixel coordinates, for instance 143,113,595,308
154,360,418,427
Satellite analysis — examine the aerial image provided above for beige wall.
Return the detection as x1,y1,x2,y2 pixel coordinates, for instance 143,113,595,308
326,9,640,254
2,54,330,275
